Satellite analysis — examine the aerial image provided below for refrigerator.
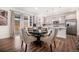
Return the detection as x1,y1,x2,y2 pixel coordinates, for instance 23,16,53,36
65,19,77,36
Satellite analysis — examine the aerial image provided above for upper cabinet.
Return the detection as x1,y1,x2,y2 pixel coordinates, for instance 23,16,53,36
65,13,76,19
58,16,65,24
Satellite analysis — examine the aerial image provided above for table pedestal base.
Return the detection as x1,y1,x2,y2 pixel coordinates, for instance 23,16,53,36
33,40,44,47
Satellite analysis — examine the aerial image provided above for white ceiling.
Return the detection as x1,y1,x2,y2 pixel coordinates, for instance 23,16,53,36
17,7,78,16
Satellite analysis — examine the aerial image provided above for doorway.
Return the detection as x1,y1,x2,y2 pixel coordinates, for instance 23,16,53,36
10,11,21,39
10,11,22,50
14,14,20,36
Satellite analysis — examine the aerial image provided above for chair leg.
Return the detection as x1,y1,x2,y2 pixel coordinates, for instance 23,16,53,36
50,44,52,52
54,41,56,50
25,44,27,52
21,41,23,48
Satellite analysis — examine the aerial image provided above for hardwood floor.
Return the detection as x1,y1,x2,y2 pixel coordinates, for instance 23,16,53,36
0,35,78,52
55,35,77,52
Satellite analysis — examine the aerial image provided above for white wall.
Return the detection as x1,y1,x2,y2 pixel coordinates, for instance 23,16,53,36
0,7,11,39
0,26,10,39
0,7,35,39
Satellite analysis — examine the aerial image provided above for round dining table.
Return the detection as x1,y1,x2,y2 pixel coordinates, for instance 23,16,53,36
29,30,47,47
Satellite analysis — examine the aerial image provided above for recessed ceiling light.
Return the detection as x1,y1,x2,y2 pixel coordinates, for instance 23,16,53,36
35,7,38,10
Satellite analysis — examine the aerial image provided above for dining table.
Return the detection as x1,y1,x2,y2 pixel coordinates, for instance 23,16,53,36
29,29,47,47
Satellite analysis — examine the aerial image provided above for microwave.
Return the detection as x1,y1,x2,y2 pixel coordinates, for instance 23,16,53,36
53,21,59,25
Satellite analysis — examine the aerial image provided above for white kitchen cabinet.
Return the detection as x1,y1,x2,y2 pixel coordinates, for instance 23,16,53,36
65,13,76,19
52,27,66,38
57,28,66,38
59,16,65,23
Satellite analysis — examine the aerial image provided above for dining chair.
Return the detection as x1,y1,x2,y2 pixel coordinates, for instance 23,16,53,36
20,29,36,52
41,28,47,33
40,28,58,52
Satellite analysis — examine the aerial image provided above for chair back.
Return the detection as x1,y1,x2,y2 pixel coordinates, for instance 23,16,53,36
48,29,54,40
41,28,58,45
21,28,37,44
52,29,58,40
49,29,58,41
21,29,28,43
41,28,47,33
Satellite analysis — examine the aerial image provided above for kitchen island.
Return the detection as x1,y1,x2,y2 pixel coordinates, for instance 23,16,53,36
53,26,66,38
50,25,66,38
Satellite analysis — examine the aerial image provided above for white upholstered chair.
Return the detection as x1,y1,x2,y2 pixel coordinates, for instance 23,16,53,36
40,28,58,52
20,29,36,52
